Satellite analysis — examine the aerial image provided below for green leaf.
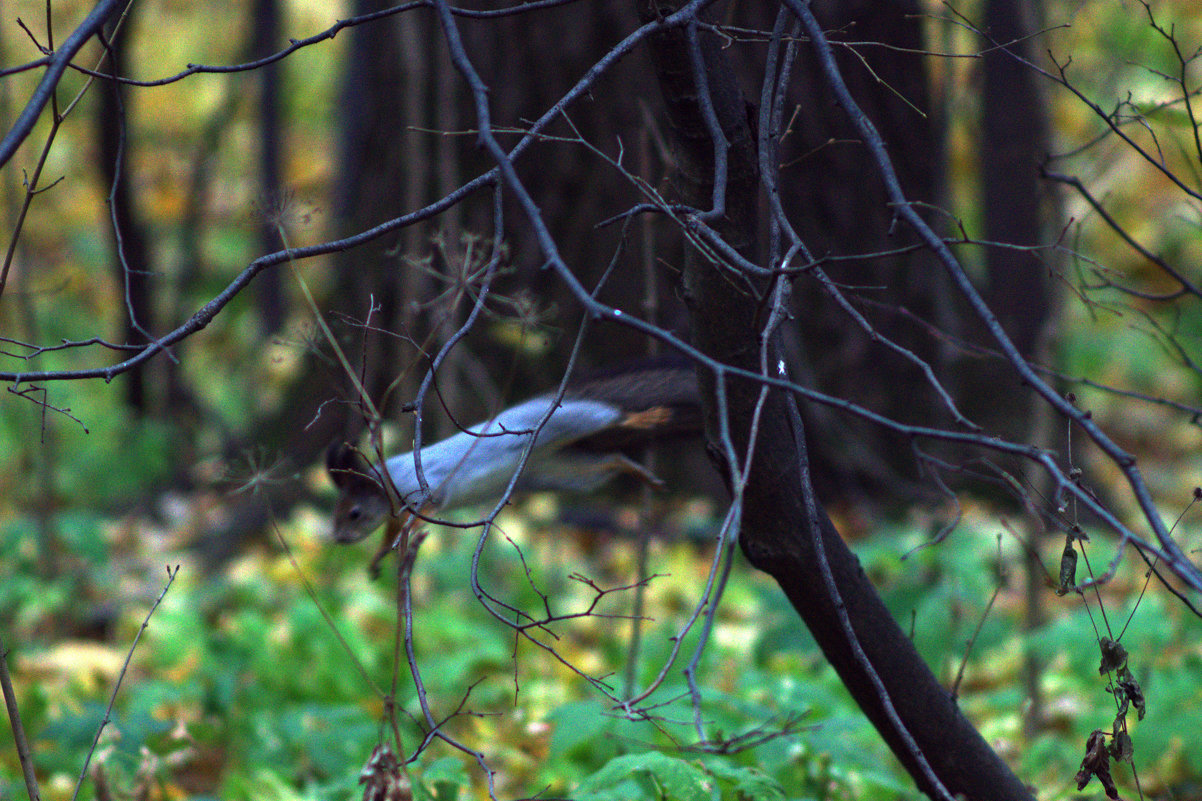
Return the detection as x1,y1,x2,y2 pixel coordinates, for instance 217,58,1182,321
576,752,717,801
418,757,469,801
702,761,786,801
548,700,616,760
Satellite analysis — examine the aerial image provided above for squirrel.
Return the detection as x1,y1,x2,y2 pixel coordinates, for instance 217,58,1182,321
327,360,701,575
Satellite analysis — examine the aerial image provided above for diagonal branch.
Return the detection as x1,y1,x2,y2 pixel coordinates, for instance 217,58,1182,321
0,0,123,168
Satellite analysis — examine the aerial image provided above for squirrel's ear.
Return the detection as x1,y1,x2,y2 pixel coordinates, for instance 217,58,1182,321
326,442,373,490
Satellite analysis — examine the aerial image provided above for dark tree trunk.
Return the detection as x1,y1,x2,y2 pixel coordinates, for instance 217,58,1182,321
639,4,1034,799
327,0,415,426
981,0,1052,359
976,0,1056,736
966,0,1054,430
449,1,691,378
252,0,286,333
757,0,956,507
98,14,153,414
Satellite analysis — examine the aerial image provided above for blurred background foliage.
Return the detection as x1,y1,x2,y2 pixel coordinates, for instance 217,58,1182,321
2,0,1202,798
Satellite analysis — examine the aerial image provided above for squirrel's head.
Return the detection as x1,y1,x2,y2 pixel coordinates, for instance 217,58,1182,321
326,442,391,543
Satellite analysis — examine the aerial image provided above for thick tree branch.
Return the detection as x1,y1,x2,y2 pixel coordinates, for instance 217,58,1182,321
0,0,123,168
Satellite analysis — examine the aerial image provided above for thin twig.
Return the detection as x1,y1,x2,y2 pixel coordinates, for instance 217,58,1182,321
70,565,179,801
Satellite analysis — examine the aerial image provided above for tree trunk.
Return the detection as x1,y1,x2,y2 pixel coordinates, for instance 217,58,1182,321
252,0,286,334
98,12,153,413
977,0,1057,736
639,4,1034,799
758,0,955,507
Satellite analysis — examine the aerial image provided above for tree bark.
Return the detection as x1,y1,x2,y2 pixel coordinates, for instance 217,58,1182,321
977,0,1056,737
639,4,1034,799
745,0,955,506
252,0,286,334
98,12,153,413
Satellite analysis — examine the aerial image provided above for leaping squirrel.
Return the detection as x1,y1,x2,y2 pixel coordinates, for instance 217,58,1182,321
327,360,701,573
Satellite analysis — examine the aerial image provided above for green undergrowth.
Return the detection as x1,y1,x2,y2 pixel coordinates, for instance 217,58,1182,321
2,501,1199,801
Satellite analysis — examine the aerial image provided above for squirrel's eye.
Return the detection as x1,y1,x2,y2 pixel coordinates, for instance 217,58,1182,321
348,505,362,521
